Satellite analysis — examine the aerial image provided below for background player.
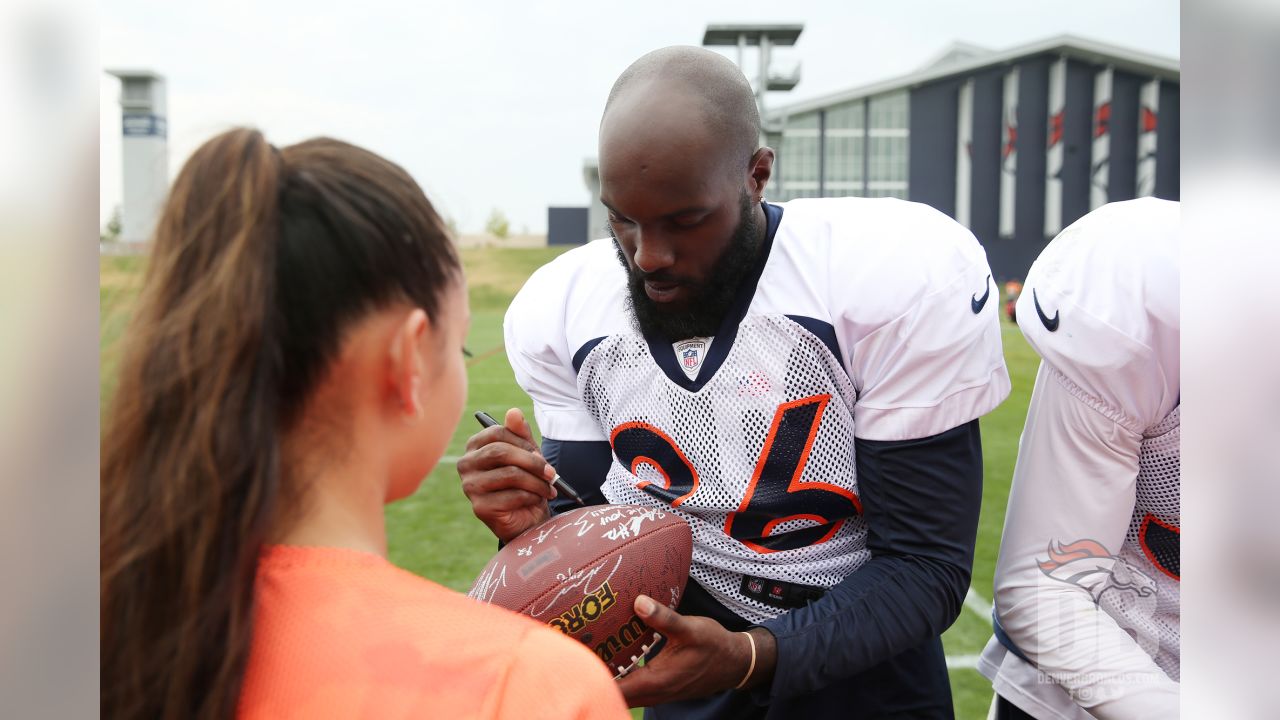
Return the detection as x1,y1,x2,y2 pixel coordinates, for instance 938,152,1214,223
977,198,1180,718
459,47,1010,718
100,128,627,719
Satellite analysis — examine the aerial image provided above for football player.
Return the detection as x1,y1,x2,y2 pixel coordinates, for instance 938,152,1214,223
459,46,1010,718
977,198,1180,719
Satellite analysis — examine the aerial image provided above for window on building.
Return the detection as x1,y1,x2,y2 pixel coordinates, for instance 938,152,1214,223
121,78,151,106
777,112,820,202
823,100,865,197
867,91,909,199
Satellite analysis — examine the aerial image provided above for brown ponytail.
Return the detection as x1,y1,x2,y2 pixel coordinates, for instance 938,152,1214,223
101,128,459,718
102,128,284,719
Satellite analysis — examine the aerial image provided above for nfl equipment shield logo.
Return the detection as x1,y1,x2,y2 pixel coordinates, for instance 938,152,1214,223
673,338,710,380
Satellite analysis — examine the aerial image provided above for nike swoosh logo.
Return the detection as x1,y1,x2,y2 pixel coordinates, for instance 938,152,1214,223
970,275,992,314
1033,288,1059,332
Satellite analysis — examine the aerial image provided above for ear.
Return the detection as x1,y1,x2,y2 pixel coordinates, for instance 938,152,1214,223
388,308,430,420
747,147,775,203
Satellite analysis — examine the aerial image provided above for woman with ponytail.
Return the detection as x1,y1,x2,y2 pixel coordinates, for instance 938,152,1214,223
101,128,627,720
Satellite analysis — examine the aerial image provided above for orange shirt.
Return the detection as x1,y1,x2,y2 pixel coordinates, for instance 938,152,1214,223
239,545,629,720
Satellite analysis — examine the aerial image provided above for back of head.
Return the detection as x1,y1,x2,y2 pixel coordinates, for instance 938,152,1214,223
100,128,459,719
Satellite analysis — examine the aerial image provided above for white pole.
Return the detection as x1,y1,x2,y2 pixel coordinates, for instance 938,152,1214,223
1090,66,1114,210
1136,78,1160,197
999,66,1019,238
1044,56,1067,236
955,78,974,228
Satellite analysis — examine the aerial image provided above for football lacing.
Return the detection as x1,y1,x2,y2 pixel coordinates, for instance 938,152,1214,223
612,632,662,679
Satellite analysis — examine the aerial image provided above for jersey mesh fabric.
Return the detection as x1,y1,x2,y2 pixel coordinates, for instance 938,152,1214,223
1111,405,1180,680
580,315,870,624
237,545,627,720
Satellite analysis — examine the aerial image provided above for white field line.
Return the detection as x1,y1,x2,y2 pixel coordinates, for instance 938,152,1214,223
965,587,994,620
949,589,993,672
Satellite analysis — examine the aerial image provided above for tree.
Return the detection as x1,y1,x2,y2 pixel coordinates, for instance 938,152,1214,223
101,207,122,243
485,208,509,239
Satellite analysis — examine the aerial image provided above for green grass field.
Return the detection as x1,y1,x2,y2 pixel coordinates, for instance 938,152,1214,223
101,248,1036,720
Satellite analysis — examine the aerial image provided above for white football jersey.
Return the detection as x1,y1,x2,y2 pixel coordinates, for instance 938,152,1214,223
980,198,1180,719
506,198,1010,623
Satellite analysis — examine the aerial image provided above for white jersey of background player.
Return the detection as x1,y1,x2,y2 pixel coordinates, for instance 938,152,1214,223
978,198,1180,719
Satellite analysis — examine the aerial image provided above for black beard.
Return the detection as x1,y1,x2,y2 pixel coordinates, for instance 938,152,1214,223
613,192,761,342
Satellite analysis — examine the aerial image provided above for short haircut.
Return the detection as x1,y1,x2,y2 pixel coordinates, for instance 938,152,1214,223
603,46,761,166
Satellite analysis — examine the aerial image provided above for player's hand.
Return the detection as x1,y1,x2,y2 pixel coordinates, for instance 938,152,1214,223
616,595,777,707
458,407,556,543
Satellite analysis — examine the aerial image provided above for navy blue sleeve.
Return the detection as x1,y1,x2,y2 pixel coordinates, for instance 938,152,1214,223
541,438,613,514
758,419,983,700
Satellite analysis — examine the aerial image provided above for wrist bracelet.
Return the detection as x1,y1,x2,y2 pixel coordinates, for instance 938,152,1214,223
735,631,757,690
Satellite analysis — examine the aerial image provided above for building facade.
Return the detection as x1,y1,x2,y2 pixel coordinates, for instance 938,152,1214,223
106,69,169,245
766,35,1179,281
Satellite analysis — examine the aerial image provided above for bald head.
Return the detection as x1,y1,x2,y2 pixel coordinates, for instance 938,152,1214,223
602,46,761,165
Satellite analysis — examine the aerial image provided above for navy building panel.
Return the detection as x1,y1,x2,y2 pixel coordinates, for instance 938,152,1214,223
548,206,588,245
907,78,960,216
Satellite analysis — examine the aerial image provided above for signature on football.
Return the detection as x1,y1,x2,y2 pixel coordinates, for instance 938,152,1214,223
601,512,662,541
531,555,623,618
470,561,508,604
534,506,666,543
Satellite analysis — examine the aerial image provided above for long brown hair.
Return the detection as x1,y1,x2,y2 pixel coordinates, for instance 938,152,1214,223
101,128,460,719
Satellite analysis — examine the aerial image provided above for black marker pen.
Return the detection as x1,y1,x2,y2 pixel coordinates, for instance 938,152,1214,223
474,411,587,507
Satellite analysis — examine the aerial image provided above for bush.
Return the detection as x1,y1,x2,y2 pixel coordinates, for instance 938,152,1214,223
101,207,122,243
485,208,509,239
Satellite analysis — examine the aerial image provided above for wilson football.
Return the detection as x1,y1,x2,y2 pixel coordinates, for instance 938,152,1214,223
468,504,692,677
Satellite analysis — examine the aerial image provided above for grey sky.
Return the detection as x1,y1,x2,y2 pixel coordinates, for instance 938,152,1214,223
99,0,1179,234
